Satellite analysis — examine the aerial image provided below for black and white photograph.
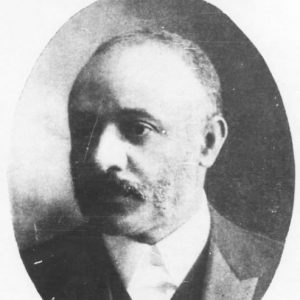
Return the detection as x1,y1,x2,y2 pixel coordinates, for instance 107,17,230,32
0,1,299,299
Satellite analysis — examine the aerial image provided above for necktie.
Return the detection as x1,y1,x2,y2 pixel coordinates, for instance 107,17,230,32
127,245,177,300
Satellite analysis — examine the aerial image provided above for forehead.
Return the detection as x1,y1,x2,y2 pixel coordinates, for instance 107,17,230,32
71,41,212,122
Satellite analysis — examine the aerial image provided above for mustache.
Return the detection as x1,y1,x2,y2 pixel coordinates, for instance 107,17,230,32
96,173,146,202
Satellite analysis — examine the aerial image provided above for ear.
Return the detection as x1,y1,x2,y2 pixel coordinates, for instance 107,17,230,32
199,115,228,168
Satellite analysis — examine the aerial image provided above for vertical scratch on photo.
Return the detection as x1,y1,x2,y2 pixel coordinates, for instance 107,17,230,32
83,113,100,162
33,222,39,241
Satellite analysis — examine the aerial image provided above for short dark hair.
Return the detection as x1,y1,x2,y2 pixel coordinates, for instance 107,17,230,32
91,29,222,115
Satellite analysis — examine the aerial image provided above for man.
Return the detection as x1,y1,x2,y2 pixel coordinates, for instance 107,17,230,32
21,30,283,300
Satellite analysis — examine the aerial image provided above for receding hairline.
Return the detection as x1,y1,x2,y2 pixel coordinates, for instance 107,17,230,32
69,30,223,116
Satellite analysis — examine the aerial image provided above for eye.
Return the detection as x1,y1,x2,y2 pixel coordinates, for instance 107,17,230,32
122,121,154,138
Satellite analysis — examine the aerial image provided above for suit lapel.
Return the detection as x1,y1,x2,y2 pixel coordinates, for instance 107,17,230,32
172,236,258,300
172,207,260,300
203,241,258,300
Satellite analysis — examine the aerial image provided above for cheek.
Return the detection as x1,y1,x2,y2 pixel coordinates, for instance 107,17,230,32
157,141,200,193
129,134,200,180
128,146,175,183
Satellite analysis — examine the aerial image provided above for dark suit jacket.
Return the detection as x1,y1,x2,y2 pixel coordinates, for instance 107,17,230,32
20,208,283,300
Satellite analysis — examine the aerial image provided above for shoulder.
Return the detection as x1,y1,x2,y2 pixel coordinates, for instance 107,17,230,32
210,206,284,299
210,206,283,275
20,225,108,299
21,225,99,267
211,209,283,271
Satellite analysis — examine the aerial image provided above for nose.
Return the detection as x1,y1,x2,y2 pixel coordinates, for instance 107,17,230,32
93,124,128,172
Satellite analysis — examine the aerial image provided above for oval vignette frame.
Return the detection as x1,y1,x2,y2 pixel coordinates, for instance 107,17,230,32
8,0,294,299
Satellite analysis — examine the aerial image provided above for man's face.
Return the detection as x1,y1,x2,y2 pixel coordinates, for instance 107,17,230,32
69,41,212,241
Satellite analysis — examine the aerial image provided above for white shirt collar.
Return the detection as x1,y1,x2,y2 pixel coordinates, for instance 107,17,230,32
103,190,211,289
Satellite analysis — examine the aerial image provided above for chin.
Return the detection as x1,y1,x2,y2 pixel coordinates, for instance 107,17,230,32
88,211,146,237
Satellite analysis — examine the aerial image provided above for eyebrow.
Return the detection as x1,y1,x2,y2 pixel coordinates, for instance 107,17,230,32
116,108,162,125
72,107,164,130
